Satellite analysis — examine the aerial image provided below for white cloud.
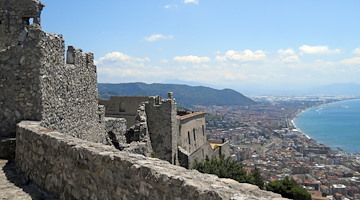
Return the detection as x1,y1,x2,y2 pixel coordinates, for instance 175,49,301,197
96,47,360,89
353,48,360,55
340,57,360,65
184,0,199,5
144,34,174,42
160,59,168,63
216,49,266,62
281,55,300,63
277,49,299,63
96,52,150,64
315,59,335,66
278,48,295,55
299,45,341,55
173,55,210,63
96,52,169,83
164,4,178,9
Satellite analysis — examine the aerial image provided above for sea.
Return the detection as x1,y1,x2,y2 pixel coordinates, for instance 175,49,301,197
293,99,360,153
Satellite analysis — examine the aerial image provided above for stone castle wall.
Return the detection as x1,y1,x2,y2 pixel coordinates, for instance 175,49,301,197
16,121,286,200
99,96,150,127
145,96,179,164
0,25,44,137
39,41,105,143
0,0,44,49
0,0,105,143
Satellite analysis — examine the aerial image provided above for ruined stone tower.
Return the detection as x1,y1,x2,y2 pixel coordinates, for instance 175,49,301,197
0,0,105,158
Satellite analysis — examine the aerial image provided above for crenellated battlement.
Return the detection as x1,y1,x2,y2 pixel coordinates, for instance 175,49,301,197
0,0,44,49
0,0,105,144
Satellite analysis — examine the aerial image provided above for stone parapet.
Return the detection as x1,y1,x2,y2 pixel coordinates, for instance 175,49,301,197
16,121,287,200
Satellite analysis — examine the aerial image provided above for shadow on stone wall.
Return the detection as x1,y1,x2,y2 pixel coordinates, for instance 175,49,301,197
1,159,55,200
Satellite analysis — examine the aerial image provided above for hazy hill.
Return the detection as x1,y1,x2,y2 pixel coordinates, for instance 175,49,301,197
98,82,255,108
233,83,360,96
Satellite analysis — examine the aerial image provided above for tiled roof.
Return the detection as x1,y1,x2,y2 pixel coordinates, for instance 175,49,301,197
179,111,205,120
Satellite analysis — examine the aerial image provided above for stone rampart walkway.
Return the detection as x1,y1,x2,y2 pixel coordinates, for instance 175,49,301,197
0,159,54,200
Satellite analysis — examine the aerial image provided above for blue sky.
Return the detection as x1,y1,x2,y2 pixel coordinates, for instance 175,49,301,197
40,0,360,93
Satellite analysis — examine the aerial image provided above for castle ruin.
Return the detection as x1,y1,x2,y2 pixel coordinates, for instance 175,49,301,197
100,94,231,169
0,0,105,154
0,0,286,199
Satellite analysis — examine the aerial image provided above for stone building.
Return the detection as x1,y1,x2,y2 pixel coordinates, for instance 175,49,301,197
99,96,150,127
100,94,230,168
177,111,230,168
0,0,106,158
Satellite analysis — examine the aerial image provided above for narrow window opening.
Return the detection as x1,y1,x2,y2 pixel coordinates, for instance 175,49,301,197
193,128,196,141
188,131,191,145
22,17,29,25
22,17,34,25
119,103,125,112
202,125,205,136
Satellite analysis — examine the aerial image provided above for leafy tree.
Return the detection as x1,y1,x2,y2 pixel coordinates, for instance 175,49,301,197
193,156,264,188
194,156,248,182
247,167,264,188
265,177,311,200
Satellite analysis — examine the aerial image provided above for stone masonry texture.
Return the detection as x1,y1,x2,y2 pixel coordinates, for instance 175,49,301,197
0,159,54,200
16,121,287,200
145,96,179,165
0,0,105,143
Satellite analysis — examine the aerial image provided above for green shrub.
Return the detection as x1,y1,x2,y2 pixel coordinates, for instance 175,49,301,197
265,177,311,200
193,156,264,188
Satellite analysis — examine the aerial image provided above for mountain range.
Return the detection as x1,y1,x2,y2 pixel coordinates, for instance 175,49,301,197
98,82,254,109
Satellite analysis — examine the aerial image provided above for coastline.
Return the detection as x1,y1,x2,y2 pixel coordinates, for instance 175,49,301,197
289,100,333,140
290,98,360,154
290,118,311,139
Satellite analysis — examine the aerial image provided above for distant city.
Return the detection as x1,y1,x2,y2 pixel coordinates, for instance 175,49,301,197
200,95,360,200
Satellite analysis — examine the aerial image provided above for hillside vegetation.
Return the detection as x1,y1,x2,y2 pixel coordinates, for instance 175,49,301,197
98,82,254,108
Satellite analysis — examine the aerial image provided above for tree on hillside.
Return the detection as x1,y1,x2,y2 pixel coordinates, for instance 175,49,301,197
193,156,264,188
265,176,311,200
247,167,265,188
